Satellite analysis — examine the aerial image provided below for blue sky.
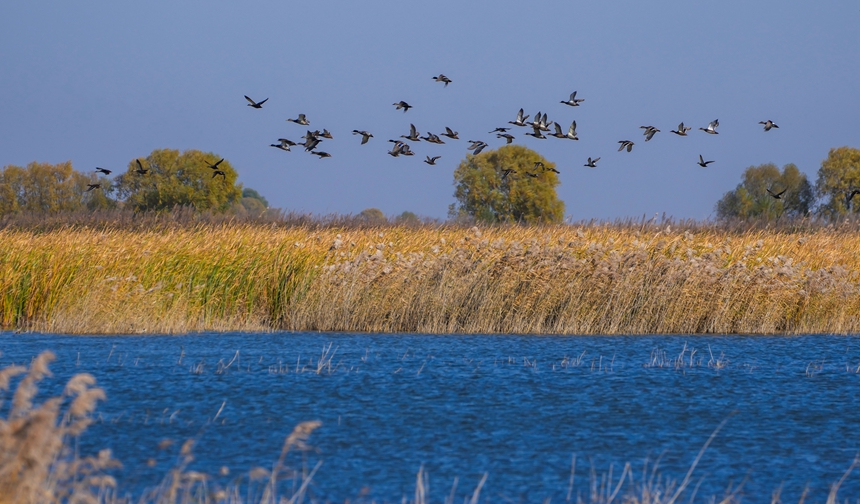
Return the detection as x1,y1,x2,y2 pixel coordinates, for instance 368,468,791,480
2,1,858,220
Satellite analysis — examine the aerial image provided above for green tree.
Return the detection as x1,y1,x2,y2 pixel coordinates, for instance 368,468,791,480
0,161,113,216
240,187,269,215
395,211,419,225
715,163,813,220
358,208,387,224
449,145,564,224
113,149,242,212
815,146,860,216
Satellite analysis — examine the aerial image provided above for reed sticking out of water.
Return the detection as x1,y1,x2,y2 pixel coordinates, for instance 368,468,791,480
2,222,860,334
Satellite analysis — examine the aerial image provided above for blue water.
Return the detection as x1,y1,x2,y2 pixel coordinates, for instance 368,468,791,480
1,332,859,502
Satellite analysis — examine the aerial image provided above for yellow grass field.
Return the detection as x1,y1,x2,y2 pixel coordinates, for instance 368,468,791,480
2,221,860,335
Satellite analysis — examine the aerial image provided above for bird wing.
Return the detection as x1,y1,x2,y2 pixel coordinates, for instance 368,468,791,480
409,124,418,137
570,91,577,101
244,95,256,105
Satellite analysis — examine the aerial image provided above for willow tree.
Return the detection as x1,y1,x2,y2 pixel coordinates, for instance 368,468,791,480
113,149,242,212
449,145,564,224
815,146,860,216
715,163,813,220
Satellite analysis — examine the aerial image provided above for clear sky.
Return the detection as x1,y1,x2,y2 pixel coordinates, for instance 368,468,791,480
2,1,858,221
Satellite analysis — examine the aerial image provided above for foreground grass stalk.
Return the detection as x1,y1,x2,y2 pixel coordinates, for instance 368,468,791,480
2,222,860,334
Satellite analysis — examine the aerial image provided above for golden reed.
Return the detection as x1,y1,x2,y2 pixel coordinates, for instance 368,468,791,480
2,221,860,334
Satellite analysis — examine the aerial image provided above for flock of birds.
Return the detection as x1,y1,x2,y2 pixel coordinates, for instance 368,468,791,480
84,71,803,204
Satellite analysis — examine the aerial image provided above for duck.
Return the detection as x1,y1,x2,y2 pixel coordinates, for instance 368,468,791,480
441,127,459,140
538,113,553,132
95,167,112,175
560,91,585,107
525,126,546,140
640,126,660,141
759,120,779,131
501,169,516,180
845,189,860,209
584,157,600,168
205,158,224,170
401,124,421,142
422,132,445,144
424,155,441,165
287,114,310,126
508,108,530,127
432,74,452,86
352,130,373,144
270,139,295,151
618,140,634,152
135,159,148,175
670,122,691,136
86,183,101,191
699,119,719,134
319,129,333,139
312,151,332,159
550,123,567,139
393,101,413,112
697,155,715,167
212,170,226,179
468,141,488,155
767,187,787,199
564,121,579,140
489,127,510,134
244,95,268,109
497,133,515,144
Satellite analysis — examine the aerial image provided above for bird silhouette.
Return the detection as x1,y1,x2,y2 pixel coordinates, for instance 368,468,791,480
699,119,719,134
422,132,445,144
424,155,441,165
618,140,634,152
670,122,691,136
135,160,148,175
270,139,295,151
86,183,101,192
697,155,715,167
525,172,539,178
393,101,412,112
205,158,224,170
401,124,421,142
353,130,374,144
95,167,112,175
497,133,515,144
501,169,516,180
312,151,332,159
467,141,488,155
759,120,779,131
212,170,226,179
640,125,660,141
845,189,860,209
319,129,333,139
584,157,600,168
560,91,585,107
489,127,510,134
441,127,459,140
767,187,787,199
287,114,310,126
244,95,268,108
508,108,530,127
432,74,452,86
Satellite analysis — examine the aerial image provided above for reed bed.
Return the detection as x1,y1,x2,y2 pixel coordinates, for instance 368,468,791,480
2,220,860,334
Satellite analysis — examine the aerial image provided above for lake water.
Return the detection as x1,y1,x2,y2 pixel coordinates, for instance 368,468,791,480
1,332,859,502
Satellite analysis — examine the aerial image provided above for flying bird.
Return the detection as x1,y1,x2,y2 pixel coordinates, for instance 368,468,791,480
319,129,333,139
432,74,452,86
671,122,692,136
135,160,148,175
525,172,539,178
422,132,445,144
560,91,585,107
205,158,224,170
767,187,787,200
468,140,488,155
424,155,441,165
244,95,268,108
271,139,295,151
353,130,373,144
759,120,779,131
393,101,413,112
95,167,112,175
497,133,515,144
86,183,101,192
312,151,332,159
441,127,459,140
301,137,321,152
699,119,719,134
525,126,547,139
618,140,634,152
845,189,860,209
501,169,516,180
489,127,510,134
212,170,226,179
508,108,530,127
584,157,600,168
538,113,553,132
550,123,567,139
401,124,421,142
287,114,310,126
565,121,579,140
697,155,715,167
640,125,660,141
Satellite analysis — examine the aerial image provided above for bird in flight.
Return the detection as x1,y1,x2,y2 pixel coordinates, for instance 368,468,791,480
312,151,332,159
560,91,585,107
245,95,268,108
845,189,860,209
135,159,148,175
393,101,412,112
618,140,634,152
353,130,373,144
422,132,445,144
564,121,579,140
767,187,787,199
640,125,660,141
271,139,295,151
441,127,459,140
401,124,421,142
424,155,441,165
432,74,452,86
467,140,488,155
759,120,779,131
287,114,310,126
212,170,226,179
584,157,600,168
508,108,530,127
205,158,224,170
501,168,516,180
319,129,333,139
388,141,414,157
95,167,112,175
535,161,560,174
525,126,547,140
301,135,321,152
697,155,715,167
550,123,567,139
489,127,510,134
525,172,539,178
86,183,101,192
699,119,719,134
670,122,691,136
497,133,515,144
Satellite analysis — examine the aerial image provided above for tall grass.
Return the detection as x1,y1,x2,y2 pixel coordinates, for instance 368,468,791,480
2,218,860,334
